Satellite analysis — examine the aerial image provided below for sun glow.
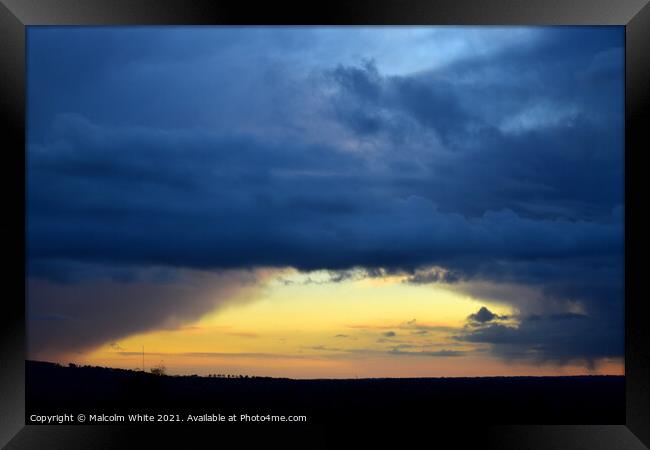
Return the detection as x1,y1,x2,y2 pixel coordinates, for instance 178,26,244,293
70,269,622,378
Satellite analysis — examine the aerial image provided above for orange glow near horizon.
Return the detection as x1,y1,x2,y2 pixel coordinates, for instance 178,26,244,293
49,269,624,379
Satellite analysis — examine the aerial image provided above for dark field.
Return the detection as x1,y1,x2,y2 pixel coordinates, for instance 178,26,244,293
26,361,624,425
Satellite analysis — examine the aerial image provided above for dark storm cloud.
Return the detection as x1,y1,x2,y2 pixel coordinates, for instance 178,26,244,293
467,307,507,325
27,269,264,359
27,115,622,275
456,308,622,367
27,27,624,362
326,31,623,222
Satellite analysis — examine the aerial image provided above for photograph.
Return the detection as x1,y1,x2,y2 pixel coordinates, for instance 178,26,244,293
24,25,626,426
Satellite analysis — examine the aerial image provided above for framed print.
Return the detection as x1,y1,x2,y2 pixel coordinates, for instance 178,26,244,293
1,0,648,448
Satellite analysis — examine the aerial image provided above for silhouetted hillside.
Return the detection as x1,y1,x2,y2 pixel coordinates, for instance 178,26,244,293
26,361,624,424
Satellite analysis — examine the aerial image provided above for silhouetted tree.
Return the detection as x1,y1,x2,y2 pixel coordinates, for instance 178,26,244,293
150,363,167,376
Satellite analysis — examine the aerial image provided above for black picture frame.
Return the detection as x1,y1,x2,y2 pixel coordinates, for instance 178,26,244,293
1,0,648,448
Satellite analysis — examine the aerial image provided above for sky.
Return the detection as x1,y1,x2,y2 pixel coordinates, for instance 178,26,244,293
26,26,624,378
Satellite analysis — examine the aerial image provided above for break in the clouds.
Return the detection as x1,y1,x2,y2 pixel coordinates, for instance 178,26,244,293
27,26,624,365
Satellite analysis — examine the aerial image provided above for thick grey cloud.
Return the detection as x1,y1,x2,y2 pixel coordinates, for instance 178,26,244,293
27,268,265,359
27,116,622,275
456,309,622,368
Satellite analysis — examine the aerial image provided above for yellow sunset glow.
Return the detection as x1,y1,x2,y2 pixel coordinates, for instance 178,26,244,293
59,269,623,378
